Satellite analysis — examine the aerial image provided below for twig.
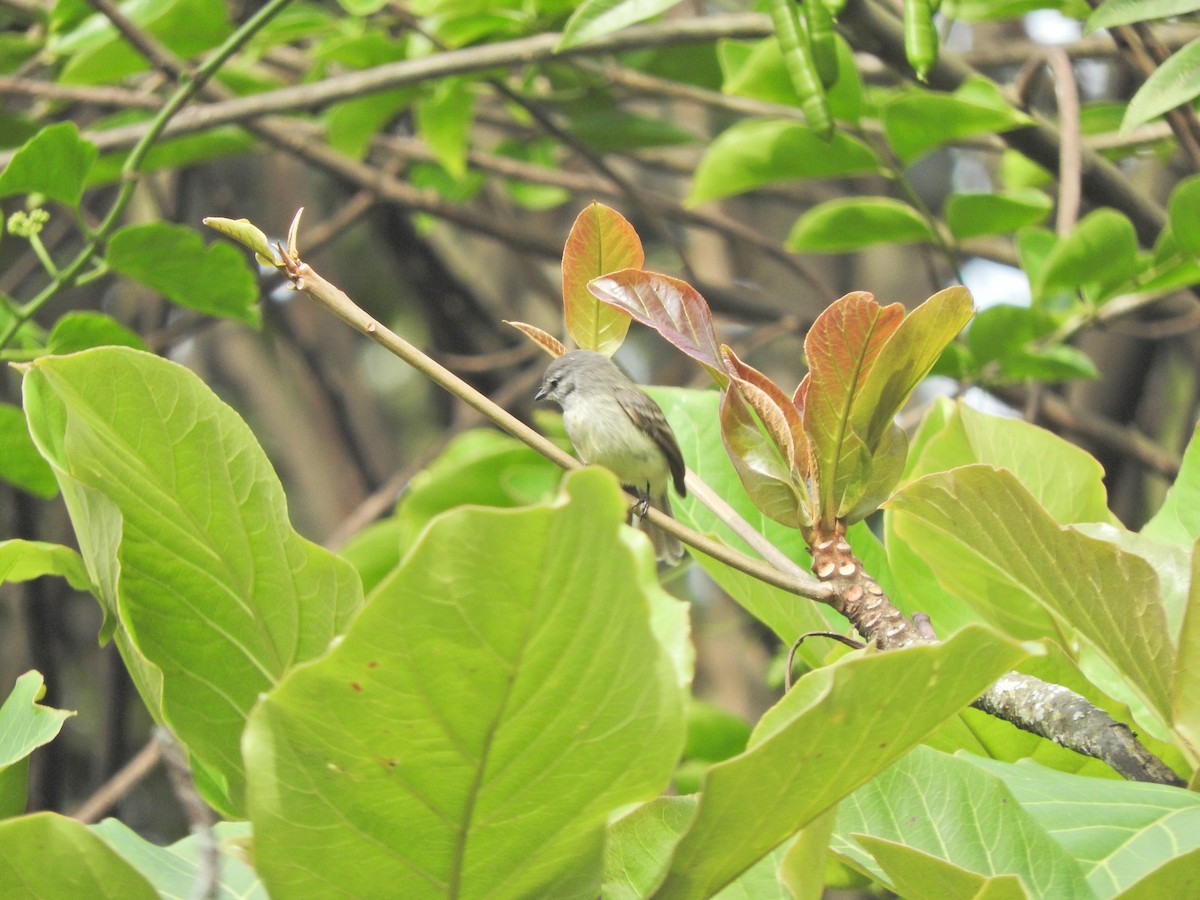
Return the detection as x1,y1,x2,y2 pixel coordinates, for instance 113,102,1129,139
70,738,161,824
784,632,866,691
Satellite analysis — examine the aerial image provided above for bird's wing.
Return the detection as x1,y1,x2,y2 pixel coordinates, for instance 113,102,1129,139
615,385,687,497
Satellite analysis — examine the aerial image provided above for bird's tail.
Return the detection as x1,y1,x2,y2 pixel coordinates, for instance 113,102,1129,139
640,492,685,566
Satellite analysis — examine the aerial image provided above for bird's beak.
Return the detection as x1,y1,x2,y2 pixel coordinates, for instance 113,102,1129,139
534,385,548,402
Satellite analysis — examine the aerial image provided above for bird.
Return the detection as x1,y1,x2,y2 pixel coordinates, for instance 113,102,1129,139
535,349,687,564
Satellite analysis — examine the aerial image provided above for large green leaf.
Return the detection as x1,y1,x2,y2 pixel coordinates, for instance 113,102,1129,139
1123,36,1200,131
688,119,878,206
964,755,1200,897
23,348,364,813
245,468,690,899
0,402,57,498
107,222,261,326
0,812,157,897
0,672,75,818
648,625,1030,899
1035,209,1140,302
787,198,934,252
1167,175,1200,255
946,189,1052,239
92,819,264,899
46,311,146,355
833,747,1093,898
0,121,96,206
882,77,1030,162
1173,545,1200,765
562,202,642,355
414,77,474,179
887,465,1173,727
1142,423,1200,546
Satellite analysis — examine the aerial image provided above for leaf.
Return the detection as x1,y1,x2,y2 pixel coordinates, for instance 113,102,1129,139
1142,422,1200,545
108,222,261,325
558,0,683,49
604,797,699,899
22,348,364,814
0,403,57,498
0,122,96,206
801,291,904,524
882,77,1031,162
964,754,1200,896
834,747,1094,899
1088,0,1200,32
53,0,231,86
1167,174,1200,255
647,625,1030,898
91,819,264,899
1123,36,1200,132
414,77,474,179
245,468,689,898
688,119,878,206
588,269,726,382
887,464,1174,726
967,304,1097,382
854,837,1032,900
721,346,806,474
0,540,90,592
1173,544,1200,763
47,311,146,354
787,198,934,252
503,320,566,357
1036,208,1140,301
202,215,277,265
0,813,157,897
0,672,75,818
326,88,413,160
945,189,1053,239
562,203,643,355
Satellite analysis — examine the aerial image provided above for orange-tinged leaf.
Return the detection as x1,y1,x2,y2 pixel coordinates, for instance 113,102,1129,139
503,321,565,357
849,285,974,449
562,203,643,355
721,345,808,475
589,269,727,384
802,292,904,525
719,388,812,528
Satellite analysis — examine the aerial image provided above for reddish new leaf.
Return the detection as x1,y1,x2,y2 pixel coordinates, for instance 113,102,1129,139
849,285,974,449
562,203,643,355
719,388,812,528
504,321,565,358
588,269,728,385
802,292,905,526
721,345,808,476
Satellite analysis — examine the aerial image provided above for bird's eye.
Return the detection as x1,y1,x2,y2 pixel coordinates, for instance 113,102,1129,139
549,378,559,389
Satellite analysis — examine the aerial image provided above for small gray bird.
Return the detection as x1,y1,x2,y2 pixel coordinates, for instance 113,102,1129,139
535,349,687,564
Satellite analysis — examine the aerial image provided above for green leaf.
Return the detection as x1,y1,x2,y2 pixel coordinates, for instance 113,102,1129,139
945,189,1053,239
245,468,690,898
107,222,261,325
1167,174,1200,255
0,403,57,498
559,0,682,49
0,812,157,897
834,747,1093,899
1143,423,1200,545
647,625,1030,898
604,797,699,899
854,837,1032,900
336,0,388,13
1174,544,1200,765
1122,36,1200,132
567,108,699,152
0,540,90,592
1088,0,1200,32
718,36,862,123
0,122,96,206
887,464,1174,726
414,77,474,179
91,819,264,899
786,198,934,252
562,202,643,355
47,311,146,354
1036,208,1140,302
326,88,413,160
0,672,75,818
87,126,257,188
22,348,364,814
882,77,1030,162
53,0,232,86
688,119,878,206
964,754,1200,896
967,304,1098,382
